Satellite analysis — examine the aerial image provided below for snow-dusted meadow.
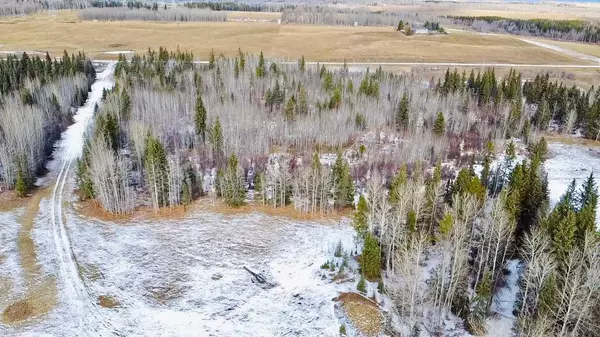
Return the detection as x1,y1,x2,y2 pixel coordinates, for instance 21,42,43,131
1,196,358,336
546,142,600,225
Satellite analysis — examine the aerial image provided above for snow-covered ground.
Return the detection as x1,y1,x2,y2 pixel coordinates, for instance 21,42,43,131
0,199,356,336
0,210,25,309
100,51,135,55
545,142,600,225
487,259,520,337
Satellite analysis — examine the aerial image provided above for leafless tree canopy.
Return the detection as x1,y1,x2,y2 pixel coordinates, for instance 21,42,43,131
79,7,227,22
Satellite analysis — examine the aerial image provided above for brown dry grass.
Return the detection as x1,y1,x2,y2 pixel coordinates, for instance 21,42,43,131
1,186,57,325
1,277,57,324
528,37,600,58
545,134,600,149
97,295,120,308
201,199,351,222
18,187,51,277
76,195,350,224
335,292,382,336
0,191,28,212
0,11,587,64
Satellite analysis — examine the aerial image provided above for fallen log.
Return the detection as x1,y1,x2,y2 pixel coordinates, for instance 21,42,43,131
243,266,267,284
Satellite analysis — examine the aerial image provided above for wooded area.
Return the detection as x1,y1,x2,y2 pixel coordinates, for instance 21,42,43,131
70,47,599,215
447,16,600,44
0,52,95,195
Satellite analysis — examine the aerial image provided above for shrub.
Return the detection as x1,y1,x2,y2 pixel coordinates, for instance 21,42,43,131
334,240,343,257
357,275,367,293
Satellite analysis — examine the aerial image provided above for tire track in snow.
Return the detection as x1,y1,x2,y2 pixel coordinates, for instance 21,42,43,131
49,62,117,335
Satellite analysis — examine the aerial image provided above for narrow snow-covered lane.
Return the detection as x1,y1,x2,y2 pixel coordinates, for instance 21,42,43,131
48,62,116,335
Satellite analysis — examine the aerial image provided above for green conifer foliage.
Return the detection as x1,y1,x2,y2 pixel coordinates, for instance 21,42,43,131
256,51,266,78
332,152,354,209
144,135,170,209
195,95,207,142
396,93,410,131
360,233,381,280
433,112,446,136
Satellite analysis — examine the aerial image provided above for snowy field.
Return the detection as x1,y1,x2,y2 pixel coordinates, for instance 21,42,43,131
545,142,600,224
0,195,357,336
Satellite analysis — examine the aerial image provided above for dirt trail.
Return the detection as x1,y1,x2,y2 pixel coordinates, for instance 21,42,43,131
1,187,57,325
518,38,600,65
47,61,117,335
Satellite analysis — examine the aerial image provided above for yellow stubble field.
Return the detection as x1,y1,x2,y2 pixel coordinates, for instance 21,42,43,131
0,10,590,65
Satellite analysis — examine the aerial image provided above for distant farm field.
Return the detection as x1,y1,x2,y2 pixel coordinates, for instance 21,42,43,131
0,11,591,65
529,38,600,59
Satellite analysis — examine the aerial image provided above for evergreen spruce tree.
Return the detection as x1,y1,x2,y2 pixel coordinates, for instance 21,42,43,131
522,119,531,143
209,117,224,162
481,155,491,188
396,93,410,132
575,173,598,246
357,275,367,293
407,210,417,233
223,154,246,207
14,158,28,198
120,89,131,120
397,20,404,31
332,152,354,209
238,48,245,70
144,135,170,209
360,233,381,280
530,137,548,163
234,58,240,79
208,50,215,69
552,209,577,265
297,84,308,115
438,212,454,240
328,86,342,109
256,51,266,78
513,159,549,241
354,195,369,237
537,99,552,131
506,140,516,161
452,168,486,203
469,271,492,335
389,164,408,204
298,55,306,73
284,96,296,122
77,144,94,200
95,113,119,152
433,112,446,136
195,95,207,142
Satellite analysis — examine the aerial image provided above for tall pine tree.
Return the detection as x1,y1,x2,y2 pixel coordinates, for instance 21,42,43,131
195,95,207,142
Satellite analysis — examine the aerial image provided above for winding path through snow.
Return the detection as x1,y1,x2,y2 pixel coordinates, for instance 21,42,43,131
48,62,116,335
